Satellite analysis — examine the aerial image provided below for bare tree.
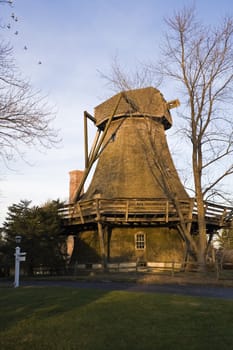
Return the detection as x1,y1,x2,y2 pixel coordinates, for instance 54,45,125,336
0,1,13,4
99,55,161,93
0,0,59,166
102,6,233,268
155,7,233,267
0,42,59,165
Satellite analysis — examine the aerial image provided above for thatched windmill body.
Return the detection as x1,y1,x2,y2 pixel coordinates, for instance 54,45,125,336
66,87,193,267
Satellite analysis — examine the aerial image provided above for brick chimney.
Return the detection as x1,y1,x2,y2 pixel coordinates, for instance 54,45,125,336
69,170,84,203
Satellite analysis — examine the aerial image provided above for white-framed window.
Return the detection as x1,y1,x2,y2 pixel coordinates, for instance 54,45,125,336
135,232,146,250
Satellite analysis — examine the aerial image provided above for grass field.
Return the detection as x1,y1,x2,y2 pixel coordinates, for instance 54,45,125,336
0,286,233,350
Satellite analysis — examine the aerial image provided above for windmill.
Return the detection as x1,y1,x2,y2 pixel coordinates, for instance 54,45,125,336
65,87,192,267
61,87,233,269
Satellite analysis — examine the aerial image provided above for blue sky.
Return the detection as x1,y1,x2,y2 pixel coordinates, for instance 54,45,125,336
0,0,233,224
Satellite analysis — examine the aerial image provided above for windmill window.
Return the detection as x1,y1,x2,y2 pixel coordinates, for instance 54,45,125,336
135,232,146,250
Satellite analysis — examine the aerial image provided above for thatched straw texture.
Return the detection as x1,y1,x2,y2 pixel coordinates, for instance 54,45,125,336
84,115,188,200
95,87,172,130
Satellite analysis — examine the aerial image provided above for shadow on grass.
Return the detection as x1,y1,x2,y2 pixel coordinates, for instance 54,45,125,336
0,286,109,331
0,286,233,350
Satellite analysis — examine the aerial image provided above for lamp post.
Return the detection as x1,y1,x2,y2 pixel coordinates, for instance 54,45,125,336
14,235,26,288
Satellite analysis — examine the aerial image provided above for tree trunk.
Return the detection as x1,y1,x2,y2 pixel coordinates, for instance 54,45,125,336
193,155,207,270
196,209,207,270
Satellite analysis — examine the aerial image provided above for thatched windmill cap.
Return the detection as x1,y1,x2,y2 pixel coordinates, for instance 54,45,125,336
94,87,173,130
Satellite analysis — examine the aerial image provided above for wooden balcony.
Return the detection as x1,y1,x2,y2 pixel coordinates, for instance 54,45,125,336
59,198,233,229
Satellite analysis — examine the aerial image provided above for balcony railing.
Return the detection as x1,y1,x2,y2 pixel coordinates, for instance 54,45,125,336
58,198,233,228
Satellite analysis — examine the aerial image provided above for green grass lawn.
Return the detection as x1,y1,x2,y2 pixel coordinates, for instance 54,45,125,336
0,286,233,350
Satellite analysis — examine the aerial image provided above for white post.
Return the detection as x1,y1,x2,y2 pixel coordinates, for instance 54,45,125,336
14,246,20,288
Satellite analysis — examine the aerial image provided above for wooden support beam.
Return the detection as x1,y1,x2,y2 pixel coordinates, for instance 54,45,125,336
96,117,126,160
84,110,96,169
84,110,96,123
97,221,106,268
89,92,123,164
84,112,88,169
72,92,123,202
88,129,101,164
96,199,107,268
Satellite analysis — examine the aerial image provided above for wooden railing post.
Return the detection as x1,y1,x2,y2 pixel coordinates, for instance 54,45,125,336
77,203,84,224
166,201,169,223
125,200,129,222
